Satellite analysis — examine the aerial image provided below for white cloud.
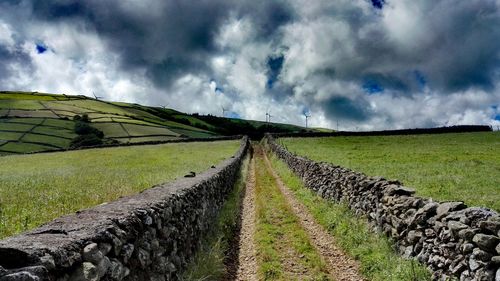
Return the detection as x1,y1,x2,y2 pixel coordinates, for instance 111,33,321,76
0,21,15,49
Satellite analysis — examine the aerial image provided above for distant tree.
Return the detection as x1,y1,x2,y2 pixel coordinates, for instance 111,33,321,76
70,134,103,148
70,115,105,148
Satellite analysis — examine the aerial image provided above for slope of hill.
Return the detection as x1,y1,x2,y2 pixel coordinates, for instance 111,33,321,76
0,91,310,155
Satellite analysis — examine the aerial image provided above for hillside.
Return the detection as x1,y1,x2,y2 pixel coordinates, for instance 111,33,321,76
0,91,310,155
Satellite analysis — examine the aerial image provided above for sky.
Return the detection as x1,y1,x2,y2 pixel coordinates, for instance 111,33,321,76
0,0,499,130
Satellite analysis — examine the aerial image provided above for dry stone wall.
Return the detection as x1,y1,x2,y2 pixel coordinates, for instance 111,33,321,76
266,134,500,281
0,137,249,281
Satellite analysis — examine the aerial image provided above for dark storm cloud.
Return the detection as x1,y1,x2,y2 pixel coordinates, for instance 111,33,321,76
28,0,294,87
0,45,32,85
240,0,295,40
30,0,231,86
322,96,372,121
291,0,500,98
416,0,500,93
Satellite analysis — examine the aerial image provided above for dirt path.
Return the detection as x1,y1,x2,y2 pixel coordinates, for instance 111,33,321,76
234,156,258,281
262,149,365,281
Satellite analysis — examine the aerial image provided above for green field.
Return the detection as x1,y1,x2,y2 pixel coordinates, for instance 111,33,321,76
0,91,310,155
0,92,219,154
0,140,240,238
281,132,500,211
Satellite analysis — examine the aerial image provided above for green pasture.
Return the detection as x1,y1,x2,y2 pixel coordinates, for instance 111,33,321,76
32,126,75,139
5,118,45,125
117,136,180,143
122,123,179,137
21,133,71,148
64,100,134,116
0,142,56,154
0,122,35,132
281,132,500,210
42,118,75,129
91,123,128,138
0,140,240,238
0,132,23,141
0,92,59,101
43,101,94,114
170,128,217,138
7,109,58,118
0,100,45,110
109,118,154,126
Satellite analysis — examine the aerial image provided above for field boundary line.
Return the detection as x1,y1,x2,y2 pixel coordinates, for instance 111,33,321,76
262,148,365,281
38,101,62,118
118,122,131,137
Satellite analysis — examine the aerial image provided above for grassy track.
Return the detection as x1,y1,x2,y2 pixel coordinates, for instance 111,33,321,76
281,132,499,210
0,140,240,239
254,149,331,281
269,153,431,281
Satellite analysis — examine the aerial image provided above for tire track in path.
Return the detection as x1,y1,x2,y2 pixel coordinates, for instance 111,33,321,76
262,147,365,281
234,154,258,281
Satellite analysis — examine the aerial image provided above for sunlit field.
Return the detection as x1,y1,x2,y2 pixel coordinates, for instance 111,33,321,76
0,140,240,238
281,132,500,211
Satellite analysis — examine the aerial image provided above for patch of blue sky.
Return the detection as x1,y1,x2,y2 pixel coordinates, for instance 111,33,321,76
35,44,47,54
371,0,385,9
227,112,241,119
363,79,384,94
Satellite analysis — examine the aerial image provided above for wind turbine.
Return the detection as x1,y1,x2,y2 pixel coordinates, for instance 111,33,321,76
266,108,272,123
304,112,311,128
92,91,103,100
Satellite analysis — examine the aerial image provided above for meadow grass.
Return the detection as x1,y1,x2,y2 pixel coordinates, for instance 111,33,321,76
0,132,23,141
40,118,75,129
0,140,240,239
122,123,179,137
281,132,500,211
254,151,331,281
182,154,250,280
0,100,45,110
6,118,46,125
21,133,71,148
0,142,55,153
0,122,35,132
269,153,431,281
120,136,180,144
32,126,76,139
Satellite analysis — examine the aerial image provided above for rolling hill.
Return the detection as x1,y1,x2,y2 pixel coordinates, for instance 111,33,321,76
0,91,314,155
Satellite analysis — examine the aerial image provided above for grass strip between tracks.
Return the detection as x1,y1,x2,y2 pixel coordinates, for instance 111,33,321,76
254,148,331,281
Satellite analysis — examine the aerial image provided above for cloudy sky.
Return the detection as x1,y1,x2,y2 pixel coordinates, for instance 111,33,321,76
0,0,499,130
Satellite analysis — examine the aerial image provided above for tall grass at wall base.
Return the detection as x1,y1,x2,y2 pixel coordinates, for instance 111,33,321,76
268,152,431,281
182,154,250,280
